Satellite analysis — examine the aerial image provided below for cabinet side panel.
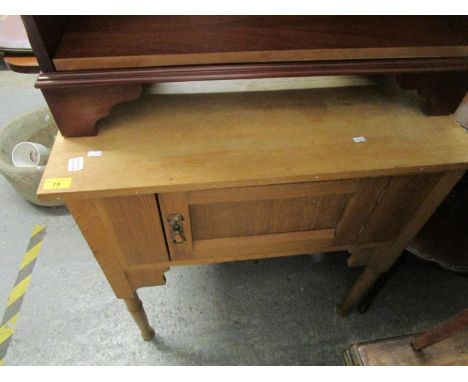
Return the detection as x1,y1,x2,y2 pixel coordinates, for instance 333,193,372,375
367,170,466,272
334,177,390,246
357,173,444,244
67,199,134,298
96,195,169,266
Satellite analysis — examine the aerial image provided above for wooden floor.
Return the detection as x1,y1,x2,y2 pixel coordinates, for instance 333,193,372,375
344,329,468,365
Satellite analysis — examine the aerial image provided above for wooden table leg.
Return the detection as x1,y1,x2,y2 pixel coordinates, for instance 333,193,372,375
338,170,465,316
123,291,155,341
337,266,381,317
67,197,169,340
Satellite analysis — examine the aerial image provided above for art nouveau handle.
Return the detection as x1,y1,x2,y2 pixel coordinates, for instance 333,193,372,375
167,214,186,244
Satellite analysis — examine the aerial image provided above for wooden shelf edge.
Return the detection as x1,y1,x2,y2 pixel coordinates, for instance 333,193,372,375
36,163,468,203
51,46,468,72
35,57,468,89
3,56,39,74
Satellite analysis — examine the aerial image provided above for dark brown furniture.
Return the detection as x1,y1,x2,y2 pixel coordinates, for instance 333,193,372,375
22,16,468,137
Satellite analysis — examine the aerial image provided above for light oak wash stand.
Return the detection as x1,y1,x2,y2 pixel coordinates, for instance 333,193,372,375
38,86,468,340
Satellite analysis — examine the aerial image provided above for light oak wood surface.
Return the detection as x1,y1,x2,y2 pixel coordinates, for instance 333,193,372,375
158,177,393,262
39,83,468,338
38,86,468,201
93,195,168,266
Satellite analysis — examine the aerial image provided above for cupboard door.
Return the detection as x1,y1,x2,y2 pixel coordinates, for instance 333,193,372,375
159,178,389,262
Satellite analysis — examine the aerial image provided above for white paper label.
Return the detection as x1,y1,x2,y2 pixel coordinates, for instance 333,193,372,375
352,136,367,143
68,157,84,172
87,151,102,157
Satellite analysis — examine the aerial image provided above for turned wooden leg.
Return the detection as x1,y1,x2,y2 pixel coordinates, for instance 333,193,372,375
347,247,377,268
41,84,142,137
123,291,155,341
337,266,382,317
339,171,465,316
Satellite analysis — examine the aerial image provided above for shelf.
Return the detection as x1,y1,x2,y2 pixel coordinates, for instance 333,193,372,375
52,16,468,71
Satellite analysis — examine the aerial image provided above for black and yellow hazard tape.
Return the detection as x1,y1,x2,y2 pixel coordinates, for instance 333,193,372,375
0,224,46,366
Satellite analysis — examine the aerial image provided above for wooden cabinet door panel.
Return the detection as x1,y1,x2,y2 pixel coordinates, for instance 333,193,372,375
189,194,349,240
159,178,389,261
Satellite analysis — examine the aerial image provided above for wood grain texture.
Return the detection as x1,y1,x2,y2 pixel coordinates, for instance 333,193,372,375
159,178,395,261
67,195,170,296
125,243,350,268
25,16,468,136
190,194,348,240
337,266,382,317
188,180,360,205
407,171,468,273
53,48,468,72
67,172,466,318
125,267,169,290
347,247,379,268
38,87,468,201
345,331,468,365
123,292,155,340
66,199,134,298
41,84,142,137
192,230,336,259
159,180,352,261
339,170,465,315
35,58,468,90
367,170,466,273
3,56,39,74
94,195,169,266
51,16,468,71
334,177,390,246
355,174,443,244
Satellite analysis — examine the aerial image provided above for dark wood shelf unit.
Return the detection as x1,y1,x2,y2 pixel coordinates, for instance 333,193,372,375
21,15,468,137
54,16,468,71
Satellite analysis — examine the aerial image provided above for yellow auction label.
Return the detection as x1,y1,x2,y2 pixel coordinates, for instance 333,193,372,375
43,178,72,190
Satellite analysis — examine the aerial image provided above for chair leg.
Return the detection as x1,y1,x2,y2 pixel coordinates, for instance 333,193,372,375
411,308,468,350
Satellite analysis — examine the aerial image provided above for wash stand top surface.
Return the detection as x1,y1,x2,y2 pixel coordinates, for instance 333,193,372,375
38,86,468,201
